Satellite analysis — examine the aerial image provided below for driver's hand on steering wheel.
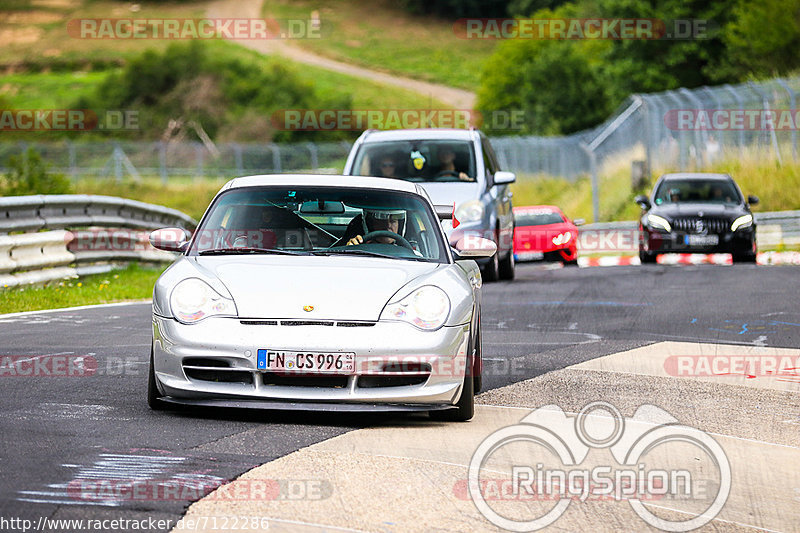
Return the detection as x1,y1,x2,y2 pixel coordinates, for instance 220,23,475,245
346,235,364,246
457,172,470,181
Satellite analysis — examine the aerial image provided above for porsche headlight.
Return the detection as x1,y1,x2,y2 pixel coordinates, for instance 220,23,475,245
455,200,484,223
170,278,237,324
552,232,572,246
646,214,672,232
731,214,753,231
381,286,450,331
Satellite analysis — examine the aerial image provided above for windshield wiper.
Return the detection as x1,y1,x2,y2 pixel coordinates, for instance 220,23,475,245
199,247,307,256
313,249,428,261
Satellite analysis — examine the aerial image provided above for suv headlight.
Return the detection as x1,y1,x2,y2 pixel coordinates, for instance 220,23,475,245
455,200,484,223
381,286,450,331
646,214,672,232
731,214,753,231
170,278,237,324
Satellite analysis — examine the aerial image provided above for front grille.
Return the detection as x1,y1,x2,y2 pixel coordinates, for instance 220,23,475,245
182,358,253,384
357,362,431,388
240,319,376,327
357,375,429,388
672,217,729,234
261,373,349,388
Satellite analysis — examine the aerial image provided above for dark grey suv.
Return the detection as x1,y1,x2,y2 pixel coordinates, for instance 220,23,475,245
344,128,516,281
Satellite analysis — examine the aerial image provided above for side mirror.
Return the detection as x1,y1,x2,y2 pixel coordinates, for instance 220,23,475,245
634,195,651,209
492,171,516,185
572,218,585,226
452,236,497,260
149,227,190,253
747,195,759,205
434,205,453,220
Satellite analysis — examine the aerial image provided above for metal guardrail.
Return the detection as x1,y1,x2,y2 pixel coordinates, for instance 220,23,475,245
0,195,197,288
0,194,196,234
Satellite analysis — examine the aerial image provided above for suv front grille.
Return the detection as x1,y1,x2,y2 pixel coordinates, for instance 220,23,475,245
672,217,729,234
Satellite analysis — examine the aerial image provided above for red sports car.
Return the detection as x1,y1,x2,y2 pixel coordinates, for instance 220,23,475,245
513,205,582,265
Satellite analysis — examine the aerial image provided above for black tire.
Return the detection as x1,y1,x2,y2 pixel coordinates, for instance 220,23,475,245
732,252,757,264
473,320,483,393
639,249,657,264
147,346,166,410
482,249,500,282
499,249,515,280
562,259,579,267
430,370,474,422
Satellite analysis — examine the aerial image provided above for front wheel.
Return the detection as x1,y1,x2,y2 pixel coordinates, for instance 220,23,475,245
499,249,515,280
639,249,657,264
147,347,166,410
482,250,500,282
430,371,475,422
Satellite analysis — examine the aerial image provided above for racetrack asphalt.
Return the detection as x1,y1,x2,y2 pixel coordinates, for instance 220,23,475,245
0,262,798,531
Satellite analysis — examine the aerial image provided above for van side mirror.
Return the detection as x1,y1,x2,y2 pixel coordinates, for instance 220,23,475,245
634,195,651,209
747,195,759,205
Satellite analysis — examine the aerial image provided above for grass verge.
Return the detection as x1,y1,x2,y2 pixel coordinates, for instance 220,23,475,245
262,0,495,91
0,263,165,314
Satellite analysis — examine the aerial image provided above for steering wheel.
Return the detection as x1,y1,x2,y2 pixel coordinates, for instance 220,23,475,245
361,231,414,250
435,170,460,178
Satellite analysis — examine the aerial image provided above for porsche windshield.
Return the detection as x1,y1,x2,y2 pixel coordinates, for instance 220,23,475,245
351,140,477,182
189,186,447,262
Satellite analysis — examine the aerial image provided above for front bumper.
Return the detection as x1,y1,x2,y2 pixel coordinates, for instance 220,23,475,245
641,228,755,254
152,316,470,407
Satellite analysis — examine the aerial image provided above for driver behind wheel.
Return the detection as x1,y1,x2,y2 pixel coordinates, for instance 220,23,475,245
347,208,406,245
436,145,470,182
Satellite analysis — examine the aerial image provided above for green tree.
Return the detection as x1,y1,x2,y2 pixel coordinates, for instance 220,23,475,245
1,148,73,196
720,0,800,79
477,7,614,135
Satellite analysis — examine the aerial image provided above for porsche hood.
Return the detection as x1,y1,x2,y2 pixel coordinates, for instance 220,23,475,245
194,256,439,322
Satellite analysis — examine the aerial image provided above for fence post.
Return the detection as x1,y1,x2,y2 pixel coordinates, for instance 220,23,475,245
749,81,782,166
665,91,687,170
580,142,599,222
723,84,746,155
777,78,797,162
194,142,204,180
679,88,709,170
67,141,77,181
233,143,243,175
158,141,167,183
269,144,281,173
306,142,318,170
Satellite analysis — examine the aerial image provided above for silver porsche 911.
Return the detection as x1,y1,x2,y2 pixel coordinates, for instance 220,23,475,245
147,174,496,421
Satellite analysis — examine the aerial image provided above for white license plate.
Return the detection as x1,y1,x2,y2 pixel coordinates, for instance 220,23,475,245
257,350,355,373
684,235,719,246
517,251,544,260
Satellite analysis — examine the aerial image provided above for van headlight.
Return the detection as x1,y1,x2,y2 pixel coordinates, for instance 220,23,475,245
455,200,484,223
381,286,450,331
170,278,237,324
731,214,753,231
